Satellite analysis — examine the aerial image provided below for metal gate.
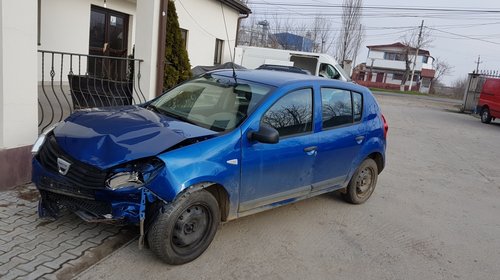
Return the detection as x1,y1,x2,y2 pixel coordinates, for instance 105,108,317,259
38,50,146,133
461,70,500,113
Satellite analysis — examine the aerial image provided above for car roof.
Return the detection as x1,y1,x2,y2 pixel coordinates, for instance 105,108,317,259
210,69,367,92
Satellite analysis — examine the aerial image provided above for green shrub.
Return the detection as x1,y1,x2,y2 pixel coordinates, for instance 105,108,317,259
164,0,192,90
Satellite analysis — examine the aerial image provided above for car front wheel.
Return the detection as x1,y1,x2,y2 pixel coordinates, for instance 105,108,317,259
343,158,378,204
147,189,220,264
481,107,492,124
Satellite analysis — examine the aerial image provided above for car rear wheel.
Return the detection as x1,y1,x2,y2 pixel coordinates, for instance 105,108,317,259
343,158,378,204
147,189,220,264
481,107,492,124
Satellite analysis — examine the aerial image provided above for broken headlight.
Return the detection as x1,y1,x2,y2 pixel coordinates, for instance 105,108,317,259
32,122,61,155
106,158,165,190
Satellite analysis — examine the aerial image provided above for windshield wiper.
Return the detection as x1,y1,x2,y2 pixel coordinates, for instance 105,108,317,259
146,104,162,114
147,104,201,127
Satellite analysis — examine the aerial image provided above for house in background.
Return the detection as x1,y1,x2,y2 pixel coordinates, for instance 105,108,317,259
0,0,250,190
352,42,435,93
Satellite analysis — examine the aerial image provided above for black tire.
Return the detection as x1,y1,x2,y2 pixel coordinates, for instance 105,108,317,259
343,158,378,204
147,189,220,264
481,107,492,124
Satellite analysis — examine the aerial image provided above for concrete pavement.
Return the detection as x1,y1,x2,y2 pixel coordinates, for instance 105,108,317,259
0,185,134,280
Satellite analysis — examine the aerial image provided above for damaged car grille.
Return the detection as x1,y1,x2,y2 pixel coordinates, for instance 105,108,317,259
38,134,108,189
42,190,112,217
39,176,95,199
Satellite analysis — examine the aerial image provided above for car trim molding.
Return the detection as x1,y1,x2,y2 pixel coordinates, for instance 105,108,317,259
238,185,311,212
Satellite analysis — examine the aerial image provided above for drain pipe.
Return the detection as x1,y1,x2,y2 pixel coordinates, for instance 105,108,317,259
234,13,250,55
155,0,168,97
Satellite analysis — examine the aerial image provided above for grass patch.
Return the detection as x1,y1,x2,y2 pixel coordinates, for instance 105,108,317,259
369,87,427,96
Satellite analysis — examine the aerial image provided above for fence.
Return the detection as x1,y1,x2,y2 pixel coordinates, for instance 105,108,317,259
38,50,146,133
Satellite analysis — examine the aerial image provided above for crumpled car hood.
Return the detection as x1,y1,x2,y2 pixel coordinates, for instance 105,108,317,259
53,106,217,169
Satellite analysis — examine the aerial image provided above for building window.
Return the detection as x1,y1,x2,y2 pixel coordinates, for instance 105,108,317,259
393,73,404,80
422,56,429,63
358,71,365,81
180,29,188,48
422,78,431,87
384,52,405,61
214,39,224,65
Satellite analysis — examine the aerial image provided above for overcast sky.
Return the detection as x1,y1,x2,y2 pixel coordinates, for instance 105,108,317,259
244,0,500,85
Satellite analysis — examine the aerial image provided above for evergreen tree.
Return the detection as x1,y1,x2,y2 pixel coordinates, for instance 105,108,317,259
164,0,192,89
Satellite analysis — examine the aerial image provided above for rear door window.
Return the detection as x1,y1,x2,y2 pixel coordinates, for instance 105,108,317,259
321,88,363,128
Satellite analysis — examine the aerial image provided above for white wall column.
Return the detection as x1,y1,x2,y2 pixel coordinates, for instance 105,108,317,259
0,1,38,149
135,0,161,100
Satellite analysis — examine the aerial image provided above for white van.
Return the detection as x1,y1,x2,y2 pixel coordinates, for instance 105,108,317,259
234,46,351,82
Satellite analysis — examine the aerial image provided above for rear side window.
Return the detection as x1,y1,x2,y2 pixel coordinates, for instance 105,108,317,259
321,88,352,128
321,88,363,128
262,88,313,137
353,92,363,122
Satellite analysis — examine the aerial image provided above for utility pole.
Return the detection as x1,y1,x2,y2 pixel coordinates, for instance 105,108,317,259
475,55,483,73
409,20,424,91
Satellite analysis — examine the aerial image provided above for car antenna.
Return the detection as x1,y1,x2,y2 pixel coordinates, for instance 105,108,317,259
220,2,237,83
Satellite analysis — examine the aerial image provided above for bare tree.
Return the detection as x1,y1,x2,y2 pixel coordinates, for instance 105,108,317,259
400,26,433,91
335,0,365,66
433,58,453,83
452,76,468,99
309,16,335,53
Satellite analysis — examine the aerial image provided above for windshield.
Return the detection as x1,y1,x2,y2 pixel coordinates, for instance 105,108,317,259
335,64,352,82
150,74,274,132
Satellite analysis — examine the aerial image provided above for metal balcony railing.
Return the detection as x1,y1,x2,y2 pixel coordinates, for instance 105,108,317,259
38,50,146,133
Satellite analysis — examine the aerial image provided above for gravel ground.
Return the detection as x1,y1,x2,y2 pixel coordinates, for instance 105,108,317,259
77,94,500,280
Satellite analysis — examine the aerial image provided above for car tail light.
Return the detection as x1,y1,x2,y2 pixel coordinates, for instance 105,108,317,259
381,114,388,139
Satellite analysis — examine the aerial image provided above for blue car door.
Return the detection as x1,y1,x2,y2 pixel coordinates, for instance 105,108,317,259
312,87,366,191
239,88,317,212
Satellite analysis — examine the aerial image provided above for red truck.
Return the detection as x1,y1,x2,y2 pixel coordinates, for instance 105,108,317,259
478,78,500,124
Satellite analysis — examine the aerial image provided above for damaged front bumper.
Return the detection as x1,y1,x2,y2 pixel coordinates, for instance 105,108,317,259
32,159,162,226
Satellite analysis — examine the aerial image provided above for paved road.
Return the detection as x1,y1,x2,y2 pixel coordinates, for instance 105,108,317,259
372,90,463,105
78,94,500,280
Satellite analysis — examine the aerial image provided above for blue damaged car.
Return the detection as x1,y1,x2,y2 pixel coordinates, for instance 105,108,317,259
31,69,388,264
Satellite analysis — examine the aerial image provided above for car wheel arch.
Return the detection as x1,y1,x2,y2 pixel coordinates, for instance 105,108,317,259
368,152,384,174
174,182,230,222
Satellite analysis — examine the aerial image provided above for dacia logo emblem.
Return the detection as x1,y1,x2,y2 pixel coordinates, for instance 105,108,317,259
57,158,71,175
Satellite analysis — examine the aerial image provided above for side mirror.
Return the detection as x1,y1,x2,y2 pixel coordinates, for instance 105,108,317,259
247,124,279,144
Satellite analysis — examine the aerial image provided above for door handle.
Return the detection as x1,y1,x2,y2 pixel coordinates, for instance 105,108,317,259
304,146,318,156
355,136,365,144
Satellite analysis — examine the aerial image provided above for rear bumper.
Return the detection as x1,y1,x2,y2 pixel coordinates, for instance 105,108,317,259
32,158,149,225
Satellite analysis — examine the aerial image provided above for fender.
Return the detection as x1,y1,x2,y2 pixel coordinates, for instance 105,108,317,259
145,131,241,217
346,136,386,185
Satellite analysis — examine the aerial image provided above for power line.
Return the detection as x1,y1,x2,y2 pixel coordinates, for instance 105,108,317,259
247,2,500,13
427,27,500,46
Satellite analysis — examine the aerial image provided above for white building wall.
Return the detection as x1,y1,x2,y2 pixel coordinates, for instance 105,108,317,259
175,0,240,67
38,0,137,82
0,1,38,149
135,0,160,100
40,0,136,55
368,50,430,71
